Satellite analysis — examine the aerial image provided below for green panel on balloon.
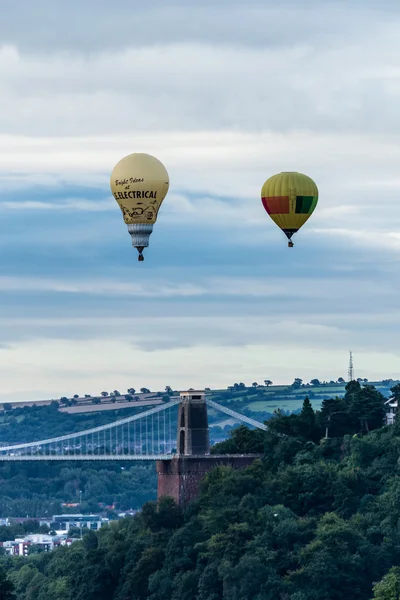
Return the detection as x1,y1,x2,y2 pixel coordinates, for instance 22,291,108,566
295,196,316,214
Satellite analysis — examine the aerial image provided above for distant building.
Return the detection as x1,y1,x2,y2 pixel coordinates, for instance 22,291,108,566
51,514,109,532
385,397,398,425
0,534,79,556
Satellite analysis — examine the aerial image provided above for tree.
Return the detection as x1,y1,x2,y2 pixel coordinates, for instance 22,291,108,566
101,392,108,397
0,566,15,599
60,397,69,405
292,378,303,389
127,388,136,395
3,403,12,411
391,383,400,402
83,529,98,551
165,386,173,394
29,544,46,555
373,567,400,599
349,384,386,433
84,394,91,398
319,397,348,439
140,388,151,393
264,380,273,386
337,377,345,383
300,397,314,418
344,380,362,403
92,398,101,405
73,394,79,399
252,382,258,388
125,395,133,402
112,390,121,397
310,379,320,386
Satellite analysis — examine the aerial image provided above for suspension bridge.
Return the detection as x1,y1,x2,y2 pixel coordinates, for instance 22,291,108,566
0,392,268,462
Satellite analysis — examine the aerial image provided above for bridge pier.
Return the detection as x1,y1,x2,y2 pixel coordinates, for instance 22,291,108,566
156,454,260,507
156,390,261,507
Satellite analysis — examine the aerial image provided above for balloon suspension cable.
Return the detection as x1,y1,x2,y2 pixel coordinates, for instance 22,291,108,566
127,224,153,262
136,246,145,262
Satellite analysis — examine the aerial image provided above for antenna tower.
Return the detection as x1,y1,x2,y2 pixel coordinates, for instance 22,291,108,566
348,351,354,382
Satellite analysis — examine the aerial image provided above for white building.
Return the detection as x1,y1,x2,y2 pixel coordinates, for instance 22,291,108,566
51,514,109,533
385,397,398,425
0,534,79,556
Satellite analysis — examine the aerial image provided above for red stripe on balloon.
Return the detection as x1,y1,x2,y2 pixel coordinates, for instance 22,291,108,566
261,196,290,215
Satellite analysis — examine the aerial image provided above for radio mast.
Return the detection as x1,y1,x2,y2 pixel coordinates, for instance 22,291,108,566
348,351,354,382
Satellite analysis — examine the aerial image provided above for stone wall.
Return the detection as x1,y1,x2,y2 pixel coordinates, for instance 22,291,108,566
156,454,261,507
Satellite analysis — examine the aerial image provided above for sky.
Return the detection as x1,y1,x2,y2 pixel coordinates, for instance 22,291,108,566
0,0,400,401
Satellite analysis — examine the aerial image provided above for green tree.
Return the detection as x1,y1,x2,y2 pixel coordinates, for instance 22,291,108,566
0,566,15,599
349,385,386,433
390,383,400,402
373,567,400,599
298,397,320,441
292,378,303,389
344,380,361,403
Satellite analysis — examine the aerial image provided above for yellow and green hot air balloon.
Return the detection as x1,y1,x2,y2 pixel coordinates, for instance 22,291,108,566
261,172,318,247
110,153,169,261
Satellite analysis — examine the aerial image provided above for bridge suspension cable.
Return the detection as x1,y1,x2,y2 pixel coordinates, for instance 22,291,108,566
0,400,180,460
206,398,268,431
0,396,274,462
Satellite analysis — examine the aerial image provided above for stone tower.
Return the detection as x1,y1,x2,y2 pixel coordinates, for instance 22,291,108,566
156,390,260,507
176,390,209,456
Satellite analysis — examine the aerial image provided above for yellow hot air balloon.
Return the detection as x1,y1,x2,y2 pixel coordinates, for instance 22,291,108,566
261,172,318,247
110,153,169,261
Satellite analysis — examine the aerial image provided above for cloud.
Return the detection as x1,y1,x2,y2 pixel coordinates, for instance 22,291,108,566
0,199,113,212
0,5,399,138
0,1,397,53
0,1,399,400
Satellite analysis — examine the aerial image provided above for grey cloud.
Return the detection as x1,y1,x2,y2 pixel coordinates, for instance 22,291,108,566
0,0,400,142
1,35,400,138
1,2,395,52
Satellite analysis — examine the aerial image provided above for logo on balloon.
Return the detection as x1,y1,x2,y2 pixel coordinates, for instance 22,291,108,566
113,191,157,200
122,205,155,220
114,178,144,186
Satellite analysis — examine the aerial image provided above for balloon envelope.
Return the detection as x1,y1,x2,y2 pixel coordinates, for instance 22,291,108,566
261,172,318,246
110,153,169,225
110,153,169,261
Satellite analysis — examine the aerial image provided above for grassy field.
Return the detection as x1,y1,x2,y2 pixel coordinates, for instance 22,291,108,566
210,379,398,419
247,398,324,412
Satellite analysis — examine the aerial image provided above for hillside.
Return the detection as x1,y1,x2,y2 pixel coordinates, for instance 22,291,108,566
2,378,397,440
1,383,400,599
0,380,396,519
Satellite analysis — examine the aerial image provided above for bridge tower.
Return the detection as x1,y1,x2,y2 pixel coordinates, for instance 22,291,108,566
156,390,259,507
176,390,209,456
